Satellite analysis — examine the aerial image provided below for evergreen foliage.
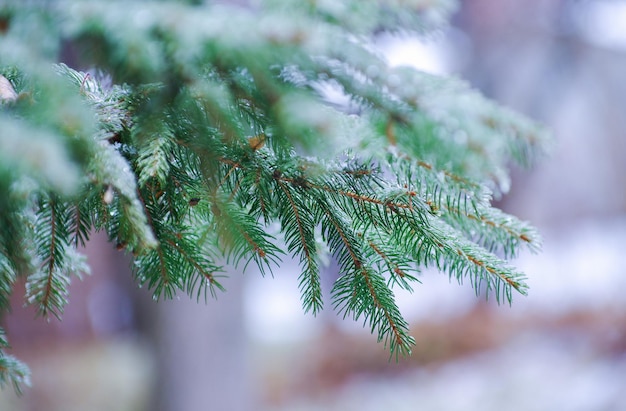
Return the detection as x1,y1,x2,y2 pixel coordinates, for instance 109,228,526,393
0,0,550,391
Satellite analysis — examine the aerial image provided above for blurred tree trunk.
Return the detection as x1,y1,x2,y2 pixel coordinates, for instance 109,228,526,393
144,273,254,411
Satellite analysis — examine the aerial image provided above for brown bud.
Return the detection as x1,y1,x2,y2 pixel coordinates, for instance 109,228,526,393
248,134,266,151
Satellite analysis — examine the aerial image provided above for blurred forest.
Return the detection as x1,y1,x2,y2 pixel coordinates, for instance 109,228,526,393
2,0,626,410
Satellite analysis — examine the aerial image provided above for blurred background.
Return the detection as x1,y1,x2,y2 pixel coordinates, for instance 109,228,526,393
2,0,626,410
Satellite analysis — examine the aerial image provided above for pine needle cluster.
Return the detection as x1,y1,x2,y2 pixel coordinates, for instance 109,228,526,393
0,0,550,391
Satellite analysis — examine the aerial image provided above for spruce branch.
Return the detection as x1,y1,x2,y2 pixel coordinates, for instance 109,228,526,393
396,210,529,302
26,194,90,319
90,142,157,251
388,154,542,257
365,236,421,292
134,121,175,187
312,194,413,355
165,234,225,301
0,116,82,196
0,0,552,384
209,194,282,277
0,253,16,311
28,194,70,318
68,191,95,248
0,329,30,395
441,204,542,258
274,179,323,314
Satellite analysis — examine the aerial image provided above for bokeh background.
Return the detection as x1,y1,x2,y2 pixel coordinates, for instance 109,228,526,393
2,1,626,410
